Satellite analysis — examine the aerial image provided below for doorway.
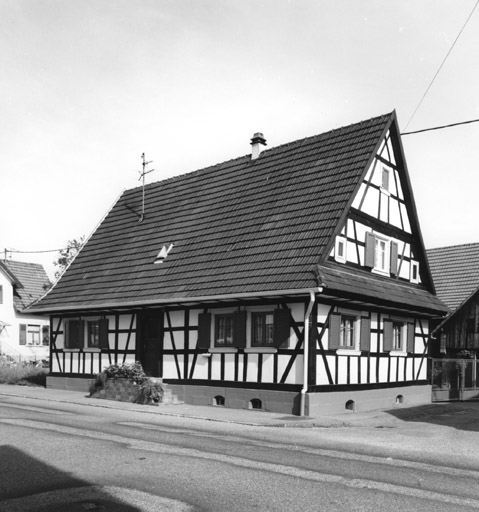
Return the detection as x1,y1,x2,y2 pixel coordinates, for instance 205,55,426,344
138,310,163,377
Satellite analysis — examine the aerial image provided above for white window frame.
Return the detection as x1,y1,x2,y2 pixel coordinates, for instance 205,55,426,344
410,261,420,284
390,318,409,356
26,324,41,346
336,308,361,356
208,308,238,353
335,236,347,263
373,233,391,276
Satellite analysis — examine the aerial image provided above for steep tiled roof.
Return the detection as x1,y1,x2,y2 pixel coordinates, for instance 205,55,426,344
427,243,479,311
30,112,444,314
1,260,51,310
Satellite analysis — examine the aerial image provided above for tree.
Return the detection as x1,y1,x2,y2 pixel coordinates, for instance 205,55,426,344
53,237,85,279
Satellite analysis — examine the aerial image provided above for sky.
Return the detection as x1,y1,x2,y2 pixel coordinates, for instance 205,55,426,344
1,0,478,279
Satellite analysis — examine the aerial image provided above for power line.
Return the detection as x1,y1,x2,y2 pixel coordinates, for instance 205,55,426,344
401,117,479,136
403,0,479,131
6,248,63,254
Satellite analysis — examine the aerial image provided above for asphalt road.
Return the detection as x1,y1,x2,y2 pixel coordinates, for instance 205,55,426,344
1,395,479,511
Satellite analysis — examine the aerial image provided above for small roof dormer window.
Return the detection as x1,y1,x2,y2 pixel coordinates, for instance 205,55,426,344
154,243,174,264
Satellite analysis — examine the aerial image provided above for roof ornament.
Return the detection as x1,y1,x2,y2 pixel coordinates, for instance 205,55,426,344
138,153,155,222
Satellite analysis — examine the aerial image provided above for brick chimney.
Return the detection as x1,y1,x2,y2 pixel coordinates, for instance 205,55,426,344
250,132,267,160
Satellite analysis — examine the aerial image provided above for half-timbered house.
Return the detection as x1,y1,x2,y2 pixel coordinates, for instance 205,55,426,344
29,111,448,415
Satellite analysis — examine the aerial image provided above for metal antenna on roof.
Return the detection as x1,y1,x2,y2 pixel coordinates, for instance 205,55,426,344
138,153,155,222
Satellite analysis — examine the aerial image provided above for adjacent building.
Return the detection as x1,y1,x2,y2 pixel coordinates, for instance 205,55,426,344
0,260,51,363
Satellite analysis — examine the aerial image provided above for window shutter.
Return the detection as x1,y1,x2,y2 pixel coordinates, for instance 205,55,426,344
19,324,27,345
273,308,291,348
99,319,109,349
42,325,50,346
364,232,375,268
360,317,371,352
383,319,393,352
233,311,247,347
197,313,211,349
407,322,415,353
329,312,341,350
390,242,399,276
65,320,84,348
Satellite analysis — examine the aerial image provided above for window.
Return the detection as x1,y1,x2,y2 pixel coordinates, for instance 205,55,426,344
381,166,390,191
384,318,415,354
27,325,41,345
87,320,100,348
329,311,371,353
375,236,389,273
215,314,234,346
410,261,420,283
335,236,347,263
252,312,274,346
19,324,44,346
340,315,356,348
0,285,3,304
64,318,109,349
197,308,290,350
365,232,398,276
393,321,404,351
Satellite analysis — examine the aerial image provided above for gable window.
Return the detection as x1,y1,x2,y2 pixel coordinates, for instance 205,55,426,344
215,314,234,346
335,236,347,263
329,310,371,354
375,236,389,273
381,166,390,192
410,261,420,283
365,232,398,277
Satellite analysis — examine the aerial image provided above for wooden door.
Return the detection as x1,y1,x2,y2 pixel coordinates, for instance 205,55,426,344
138,310,163,377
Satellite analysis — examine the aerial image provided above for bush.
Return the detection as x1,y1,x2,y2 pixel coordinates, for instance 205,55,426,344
89,361,147,396
134,378,166,405
0,363,48,387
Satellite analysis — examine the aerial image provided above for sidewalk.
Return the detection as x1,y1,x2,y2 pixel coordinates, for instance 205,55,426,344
1,383,479,430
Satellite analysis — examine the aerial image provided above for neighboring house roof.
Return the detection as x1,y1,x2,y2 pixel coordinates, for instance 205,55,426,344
30,112,445,315
0,260,51,311
427,243,479,311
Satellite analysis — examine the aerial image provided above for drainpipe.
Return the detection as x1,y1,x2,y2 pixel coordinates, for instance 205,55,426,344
300,288,321,417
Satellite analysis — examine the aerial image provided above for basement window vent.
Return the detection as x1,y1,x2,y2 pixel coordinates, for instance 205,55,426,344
154,243,174,264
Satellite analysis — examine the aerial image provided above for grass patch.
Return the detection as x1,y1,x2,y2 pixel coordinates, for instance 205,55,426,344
0,364,48,387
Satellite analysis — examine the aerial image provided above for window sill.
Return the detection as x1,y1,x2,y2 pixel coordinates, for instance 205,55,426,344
84,348,101,353
390,350,407,357
372,268,390,277
64,348,80,353
244,347,278,354
208,347,238,354
336,349,361,356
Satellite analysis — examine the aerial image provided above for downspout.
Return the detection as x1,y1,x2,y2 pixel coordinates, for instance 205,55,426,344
300,288,321,417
